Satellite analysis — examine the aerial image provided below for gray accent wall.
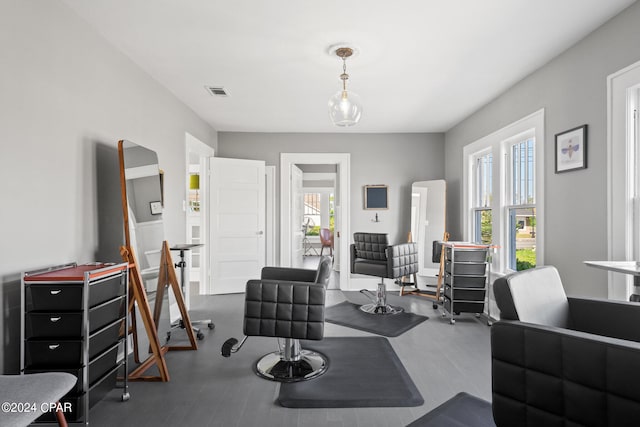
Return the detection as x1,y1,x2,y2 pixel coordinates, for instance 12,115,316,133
445,2,640,298
0,1,216,373
218,132,445,259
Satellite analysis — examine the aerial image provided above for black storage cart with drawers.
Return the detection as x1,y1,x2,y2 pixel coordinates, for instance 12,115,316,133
442,243,491,325
21,262,130,425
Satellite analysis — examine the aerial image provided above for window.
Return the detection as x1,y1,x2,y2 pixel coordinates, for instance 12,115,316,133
472,151,493,245
303,192,334,236
463,109,544,275
506,137,536,271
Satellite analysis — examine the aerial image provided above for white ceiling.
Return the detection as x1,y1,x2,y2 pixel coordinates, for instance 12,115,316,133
63,0,635,133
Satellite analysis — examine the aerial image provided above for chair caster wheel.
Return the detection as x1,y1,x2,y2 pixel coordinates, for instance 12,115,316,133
432,303,438,309
221,338,238,357
208,323,215,330
121,392,130,402
441,312,446,317
450,319,456,325
197,331,205,340
166,332,171,342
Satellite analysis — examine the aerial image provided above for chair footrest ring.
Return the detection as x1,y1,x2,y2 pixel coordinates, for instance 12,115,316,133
255,349,328,382
360,303,404,315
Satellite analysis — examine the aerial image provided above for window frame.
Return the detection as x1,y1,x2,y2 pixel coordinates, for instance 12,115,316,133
463,109,545,275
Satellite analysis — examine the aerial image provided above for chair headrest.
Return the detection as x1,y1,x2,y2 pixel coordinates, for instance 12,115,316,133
314,256,333,285
494,265,570,327
353,232,389,260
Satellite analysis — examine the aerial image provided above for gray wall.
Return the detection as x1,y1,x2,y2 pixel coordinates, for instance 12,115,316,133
0,1,216,373
445,2,640,297
218,132,445,257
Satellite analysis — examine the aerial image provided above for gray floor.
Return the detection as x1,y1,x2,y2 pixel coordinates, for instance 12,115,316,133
89,288,492,427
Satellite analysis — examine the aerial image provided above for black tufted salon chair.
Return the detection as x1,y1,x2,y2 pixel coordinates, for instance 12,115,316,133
490,265,640,426
408,265,640,427
350,232,418,314
221,256,332,382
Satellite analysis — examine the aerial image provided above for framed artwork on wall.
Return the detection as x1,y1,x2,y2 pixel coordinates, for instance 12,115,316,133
555,124,587,173
364,185,388,209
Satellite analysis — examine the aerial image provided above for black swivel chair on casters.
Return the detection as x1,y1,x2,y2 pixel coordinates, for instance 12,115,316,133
351,232,418,314
170,244,214,341
221,256,332,382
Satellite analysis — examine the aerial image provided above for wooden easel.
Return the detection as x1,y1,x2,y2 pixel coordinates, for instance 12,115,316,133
152,241,198,351
400,231,450,305
120,245,171,382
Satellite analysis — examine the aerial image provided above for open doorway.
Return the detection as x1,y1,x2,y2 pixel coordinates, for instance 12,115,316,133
184,133,214,305
280,153,351,290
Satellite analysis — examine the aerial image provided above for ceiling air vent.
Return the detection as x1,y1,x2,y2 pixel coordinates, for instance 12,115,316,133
205,86,229,97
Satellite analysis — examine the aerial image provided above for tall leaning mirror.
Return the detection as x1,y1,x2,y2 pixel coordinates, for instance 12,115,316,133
119,140,165,293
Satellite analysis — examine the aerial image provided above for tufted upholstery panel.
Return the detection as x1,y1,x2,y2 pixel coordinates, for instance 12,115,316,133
260,256,332,287
352,232,389,261
386,243,418,278
491,321,640,427
350,232,418,280
243,280,325,340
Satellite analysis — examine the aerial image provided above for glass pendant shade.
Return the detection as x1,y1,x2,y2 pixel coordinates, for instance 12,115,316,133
328,89,362,127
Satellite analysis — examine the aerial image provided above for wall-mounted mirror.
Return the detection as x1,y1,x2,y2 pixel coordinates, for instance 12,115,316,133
410,180,446,277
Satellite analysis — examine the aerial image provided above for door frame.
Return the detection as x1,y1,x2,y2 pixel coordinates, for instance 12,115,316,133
280,153,350,290
185,133,214,297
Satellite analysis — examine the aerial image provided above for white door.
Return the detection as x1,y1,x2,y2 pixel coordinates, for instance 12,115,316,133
291,165,304,268
209,157,265,294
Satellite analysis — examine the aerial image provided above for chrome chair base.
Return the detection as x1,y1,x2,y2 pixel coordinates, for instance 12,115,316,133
359,281,404,315
359,303,404,315
255,350,328,382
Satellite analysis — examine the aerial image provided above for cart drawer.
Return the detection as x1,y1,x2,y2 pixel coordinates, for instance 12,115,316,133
88,275,124,308
444,273,486,288
444,297,484,314
26,340,83,367
445,261,486,275
89,297,125,334
27,312,82,338
444,285,486,301
89,321,121,359
89,345,119,386
445,247,487,262
28,285,83,311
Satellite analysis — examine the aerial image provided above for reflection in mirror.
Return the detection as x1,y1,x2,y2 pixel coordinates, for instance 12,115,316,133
410,180,446,277
120,140,165,293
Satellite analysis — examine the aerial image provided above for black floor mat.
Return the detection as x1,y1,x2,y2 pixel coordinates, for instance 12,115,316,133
406,392,495,427
278,336,424,408
324,301,428,337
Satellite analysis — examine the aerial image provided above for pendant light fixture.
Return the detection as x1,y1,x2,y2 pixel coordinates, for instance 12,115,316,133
328,46,362,127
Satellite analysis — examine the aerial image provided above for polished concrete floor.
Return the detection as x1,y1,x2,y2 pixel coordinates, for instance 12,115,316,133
89,283,492,427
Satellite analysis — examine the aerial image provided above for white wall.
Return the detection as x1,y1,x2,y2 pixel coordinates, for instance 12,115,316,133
444,2,640,297
0,1,217,373
217,132,445,261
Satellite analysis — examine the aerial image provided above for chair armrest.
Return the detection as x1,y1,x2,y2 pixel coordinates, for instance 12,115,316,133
260,266,316,282
568,297,640,342
385,242,418,279
491,320,640,427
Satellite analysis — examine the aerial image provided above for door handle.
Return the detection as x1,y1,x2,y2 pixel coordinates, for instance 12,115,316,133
50,290,62,295
48,344,60,350
49,317,61,323
256,231,264,235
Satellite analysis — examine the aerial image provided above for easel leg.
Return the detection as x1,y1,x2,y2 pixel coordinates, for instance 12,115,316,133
120,246,171,382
